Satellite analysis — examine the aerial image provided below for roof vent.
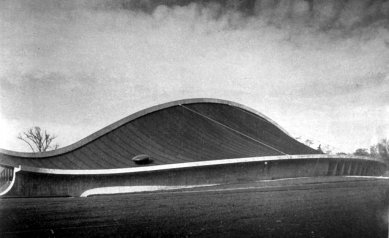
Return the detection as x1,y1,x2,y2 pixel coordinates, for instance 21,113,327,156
132,154,153,165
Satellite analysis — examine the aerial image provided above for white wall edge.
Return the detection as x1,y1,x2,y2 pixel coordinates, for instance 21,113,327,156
80,184,219,197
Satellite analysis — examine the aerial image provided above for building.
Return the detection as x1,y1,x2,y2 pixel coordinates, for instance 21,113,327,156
0,98,386,197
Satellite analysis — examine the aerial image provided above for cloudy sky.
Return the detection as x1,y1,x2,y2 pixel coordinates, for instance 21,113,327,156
0,0,388,153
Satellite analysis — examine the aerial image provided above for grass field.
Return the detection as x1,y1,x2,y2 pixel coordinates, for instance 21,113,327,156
1,177,389,238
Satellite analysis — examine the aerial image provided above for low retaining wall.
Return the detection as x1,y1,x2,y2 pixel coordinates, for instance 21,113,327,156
2,155,386,197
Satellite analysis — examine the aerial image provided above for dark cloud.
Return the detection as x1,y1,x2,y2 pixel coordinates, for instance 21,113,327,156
98,0,389,32
9,0,388,31
1,0,388,151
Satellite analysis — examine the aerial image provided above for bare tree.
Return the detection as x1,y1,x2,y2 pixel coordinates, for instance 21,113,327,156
370,138,389,163
17,127,59,152
304,139,314,146
353,148,369,156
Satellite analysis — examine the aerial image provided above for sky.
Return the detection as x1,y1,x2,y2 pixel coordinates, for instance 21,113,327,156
0,0,388,153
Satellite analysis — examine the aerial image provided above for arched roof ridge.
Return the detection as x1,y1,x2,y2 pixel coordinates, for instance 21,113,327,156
0,98,292,158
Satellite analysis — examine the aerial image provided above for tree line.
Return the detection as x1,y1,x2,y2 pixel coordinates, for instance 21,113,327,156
353,139,389,163
300,138,389,165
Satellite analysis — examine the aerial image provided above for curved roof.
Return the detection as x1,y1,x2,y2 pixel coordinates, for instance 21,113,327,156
0,98,318,169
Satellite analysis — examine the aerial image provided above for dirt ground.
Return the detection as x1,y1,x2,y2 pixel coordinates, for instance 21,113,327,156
1,177,389,238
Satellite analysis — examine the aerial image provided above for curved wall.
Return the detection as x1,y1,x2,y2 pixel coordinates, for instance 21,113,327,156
4,155,386,197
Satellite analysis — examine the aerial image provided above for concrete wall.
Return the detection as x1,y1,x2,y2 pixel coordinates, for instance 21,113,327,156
0,165,16,196
4,157,386,197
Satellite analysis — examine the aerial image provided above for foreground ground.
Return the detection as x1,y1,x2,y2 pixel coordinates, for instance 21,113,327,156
1,177,389,238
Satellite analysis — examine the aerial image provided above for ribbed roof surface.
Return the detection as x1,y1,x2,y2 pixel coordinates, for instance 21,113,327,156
0,99,318,169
